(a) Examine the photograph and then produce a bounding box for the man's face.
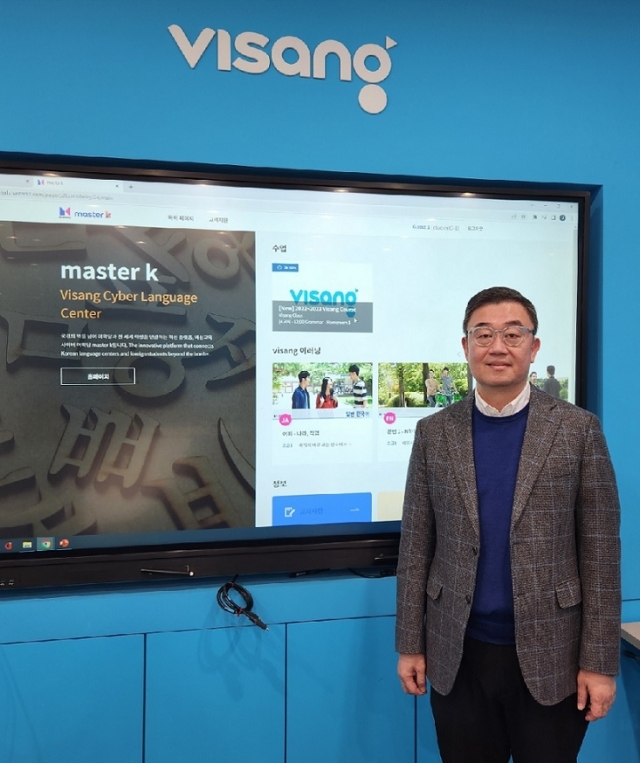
[462,301,540,399]
[349,371,357,382]
[300,376,310,388]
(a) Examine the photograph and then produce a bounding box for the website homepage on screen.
[0,171,579,554]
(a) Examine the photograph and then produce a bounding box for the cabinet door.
[0,635,143,763]
[145,625,285,763]
[287,616,414,763]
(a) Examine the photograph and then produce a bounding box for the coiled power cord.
[216,575,268,630]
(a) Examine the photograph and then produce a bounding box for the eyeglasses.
[467,325,535,347]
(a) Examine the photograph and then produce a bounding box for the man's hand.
[398,653,427,695]
[577,669,616,721]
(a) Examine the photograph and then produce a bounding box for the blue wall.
[1,1,640,758]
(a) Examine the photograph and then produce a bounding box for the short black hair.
[298,370,310,382]
[462,286,538,334]
[547,365,555,375]
[348,364,360,375]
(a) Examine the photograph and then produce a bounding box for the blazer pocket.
[426,574,443,601]
[555,577,582,609]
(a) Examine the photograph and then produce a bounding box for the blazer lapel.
[444,396,480,537]
[511,386,561,529]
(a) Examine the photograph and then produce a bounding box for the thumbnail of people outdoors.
[272,362,373,410]
[529,365,569,400]
[378,362,470,408]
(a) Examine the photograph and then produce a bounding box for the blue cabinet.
[145,625,286,763]
[0,635,143,763]
[0,579,638,763]
[287,615,414,763]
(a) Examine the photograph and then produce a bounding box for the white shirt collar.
[474,382,531,417]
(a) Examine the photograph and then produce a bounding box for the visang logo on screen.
[59,207,112,219]
[168,24,397,115]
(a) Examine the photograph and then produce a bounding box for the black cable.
[216,575,269,630]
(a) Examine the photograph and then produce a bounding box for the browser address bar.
[0,189,115,202]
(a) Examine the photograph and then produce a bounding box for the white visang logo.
[168,25,397,114]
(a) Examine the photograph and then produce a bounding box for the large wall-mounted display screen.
[0,157,588,589]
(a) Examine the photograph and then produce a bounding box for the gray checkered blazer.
[395,385,621,706]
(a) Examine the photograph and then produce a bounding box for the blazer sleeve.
[576,413,621,676]
[395,418,436,654]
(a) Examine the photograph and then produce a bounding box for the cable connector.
[245,610,269,631]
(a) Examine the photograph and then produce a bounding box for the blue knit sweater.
[466,404,529,644]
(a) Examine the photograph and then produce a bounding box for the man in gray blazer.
[396,287,620,763]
